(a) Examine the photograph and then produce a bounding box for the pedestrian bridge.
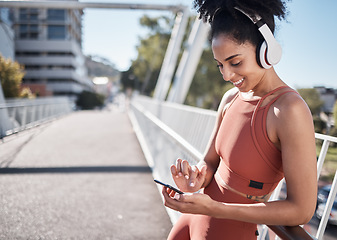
[1,1,335,238]
[1,95,337,239]
[0,103,172,239]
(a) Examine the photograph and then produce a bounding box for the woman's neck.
[247,68,286,98]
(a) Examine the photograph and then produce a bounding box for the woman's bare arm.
[171,87,239,191]
[165,92,317,226]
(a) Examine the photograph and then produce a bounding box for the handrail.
[0,97,74,138]
[268,225,315,240]
[130,95,336,240]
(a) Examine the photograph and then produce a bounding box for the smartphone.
[154,179,184,194]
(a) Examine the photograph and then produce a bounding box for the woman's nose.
[221,67,235,82]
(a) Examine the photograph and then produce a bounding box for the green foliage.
[139,15,171,34]
[330,100,337,138]
[0,54,25,98]
[76,90,105,110]
[317,144,337,182]
[19,87,35,99]
[313,115,326,134]
[126,14,233,107]
[297,88,324,115]
[185,46,233,110]
[122,15,172,96]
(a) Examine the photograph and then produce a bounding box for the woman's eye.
[216,64,223,68]
[231,61,241,67]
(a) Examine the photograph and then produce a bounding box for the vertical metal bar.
[167,18,210,103]
[316,170,337,240]
[22,106,27,129]
[0,79,12,138]
[316,139,330,180]
[153,8,189,101]
[258,225,269,240]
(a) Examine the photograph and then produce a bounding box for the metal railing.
[129,95,337,240]
[315,134,337,240]
[0,97,74,138]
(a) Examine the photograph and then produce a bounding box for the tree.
[297,88,324,116]
[185,45,232,110]
[124,15,172,96]
[76,90,105,110]
[331,100,337,137]
[129,14,234,109]
[0,55,25,98]
[297,88,325,133]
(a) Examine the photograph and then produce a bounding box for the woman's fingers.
[162,186,182,210]
[198,165,207,180]
[170,164,178,177]
[176,159,183,177]
[189,165,199,187]
[181,160,191,179]
[174,158,190,179]
[172,159,206,191]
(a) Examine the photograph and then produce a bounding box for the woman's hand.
[162,187,217,216]
[171,159,207,193]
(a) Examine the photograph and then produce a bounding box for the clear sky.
[82,0,337,89]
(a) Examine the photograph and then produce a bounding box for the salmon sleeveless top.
[215,86,296,197]
[167,86,298,240]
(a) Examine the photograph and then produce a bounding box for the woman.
[161,0,317,239]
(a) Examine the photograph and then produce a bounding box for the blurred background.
[1,0,337,239]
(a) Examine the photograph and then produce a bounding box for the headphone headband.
[234,7,262,24]
[234,6,282,68]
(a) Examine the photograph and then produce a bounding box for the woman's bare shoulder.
[274,90,313,128]
[218,87,239,112]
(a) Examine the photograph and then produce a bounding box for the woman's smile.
[231,78,245,88]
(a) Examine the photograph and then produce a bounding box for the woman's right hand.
[170,159,207,193]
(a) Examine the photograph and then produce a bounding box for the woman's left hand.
[161,186,217,216]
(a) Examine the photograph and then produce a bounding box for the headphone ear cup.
[258,41,272,69]
[256,41,263,68]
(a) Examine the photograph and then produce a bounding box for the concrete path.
[0,109,172,239]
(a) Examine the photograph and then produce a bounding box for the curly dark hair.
[193,0,289,46]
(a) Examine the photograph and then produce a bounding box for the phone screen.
[154,179,184,194]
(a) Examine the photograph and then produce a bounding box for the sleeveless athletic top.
[215,86,297,197]
[167,86,299,240]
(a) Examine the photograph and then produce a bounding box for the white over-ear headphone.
[234,7,282,69]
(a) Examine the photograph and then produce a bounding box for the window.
[19,8,38,21]
[19,24,28,33]
[30,24,38,32]
[47,9,65,21]
[19,24,39,39]
[48,25,66,39]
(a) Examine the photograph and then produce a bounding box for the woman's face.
[212,34,267,93]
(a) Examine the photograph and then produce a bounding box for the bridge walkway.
[0,108,172,239]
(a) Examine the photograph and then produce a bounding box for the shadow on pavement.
[0,165,152,174]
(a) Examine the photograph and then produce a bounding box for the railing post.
[0,79,12,138]
[316,137,330,179]
[0,97,74,138]
[316,170,337,240]
[153,7,189,101]
[167,18,210,103]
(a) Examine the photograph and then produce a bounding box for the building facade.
[10,0,93,97]
[315,86,337,113]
